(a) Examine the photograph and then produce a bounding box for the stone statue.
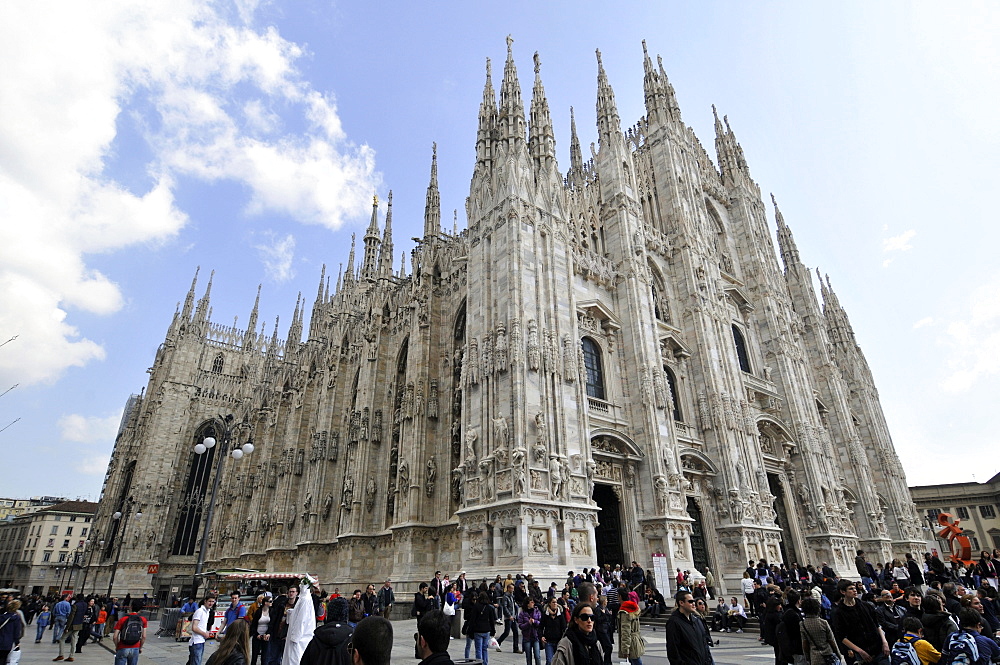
[398,458,410,491]
[492,415,509,450]
[342,477,354,511]
[425,455,437,497]
[549,456,564,498]
[365,477,377,512]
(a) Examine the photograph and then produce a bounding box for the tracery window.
[664,366,682,422]
[732,324,751,373]
[582,337,605,400]
[211,353,224,374]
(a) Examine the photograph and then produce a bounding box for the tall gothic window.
[664,366,682,422]
[171,424,218,556]
[582,337,605,400]
[211,353,224,374]
[732,324,751,373]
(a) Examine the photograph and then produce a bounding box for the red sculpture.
[937,512,974,566]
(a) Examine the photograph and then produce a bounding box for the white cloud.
[77,454,113,476]
[939,275,1000,393]
[256,232,297,282]
[882,229,916,253]
[0,1,379,387]
[912,317,934,329]
[58,411,124,444]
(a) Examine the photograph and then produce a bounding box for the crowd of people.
[4,548,1000,665]
[726,548,1000,665]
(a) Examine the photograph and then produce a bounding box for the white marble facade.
[91,40,923,597]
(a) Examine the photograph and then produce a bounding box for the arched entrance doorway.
[593,483,624,567]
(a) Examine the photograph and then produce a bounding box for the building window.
[927,509,941,521]
[732,324,751,373]
[980,505,996,519]
[211,353,225,374]
[62,539,69,548]
[66,527,72,536]
[50,526,58,535]
[971,537,980,550]
[958,507,970,520]
[664,366,682,422]
[58,552,66,562]
[69,516,77,522]
[81,528,88,537]
[54,516,61,521]
[47,538,54,547]
[42,551,51,562]
[581,337,606,400]
[993,533,1000,549]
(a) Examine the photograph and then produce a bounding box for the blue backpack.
[889,636,920,665]
[940,629,979,665]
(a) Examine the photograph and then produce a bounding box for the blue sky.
[1,1,998,499]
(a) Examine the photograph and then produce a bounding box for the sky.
[1,1,998,500]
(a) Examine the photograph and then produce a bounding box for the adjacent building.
[90,39,922,603]
[0,500,98,595]
[910,472,1000,556]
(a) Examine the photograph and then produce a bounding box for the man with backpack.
[940,609,999,665]
[112,599,146,665]
[890,617,940,665]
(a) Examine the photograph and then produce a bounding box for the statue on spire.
[533,51,540,75]
[506,34,513,53]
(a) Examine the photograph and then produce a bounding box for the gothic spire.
[772,194,801,270]
[314,265,326,305]
[194,269,214,325]
[497,35,526,144]
[528,50,556,176]
[476,57,497,166]
[641,40,665,125]
[713,106,750,184]
[285,292,302,355]
[181,266,200,320]
[244,283,261,348]
[595,49,622,150]
[268,315,280,356]
[378,190,394,278]
[362,193,381,280]
[344,234,356,285]
[568,106,584,187]
[423,144,441,237]
[399,252,406,278]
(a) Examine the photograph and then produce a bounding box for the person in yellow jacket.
[616,600,645,665]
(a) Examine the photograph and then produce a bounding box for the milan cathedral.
[92,38,922,599]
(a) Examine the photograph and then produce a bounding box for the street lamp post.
[107,498,143,597]
[56,565,67,594]
[191,414,254,598]
[78,534,101,595]
[66,541,88,592]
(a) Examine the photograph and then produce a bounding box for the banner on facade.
[652,552,670,595]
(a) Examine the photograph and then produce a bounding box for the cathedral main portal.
[593,483,625,567]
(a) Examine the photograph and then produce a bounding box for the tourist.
[830,578,888,664]
[665,590,711,665]
[416,610,455,665]
[189,596,218,665]
[248,596,273,665]
[35,603,50,644]
[467,591,497,665]
[724,597,746,633]
[919,593,957,652]
[616,599,643,665]
[207,619,251,665]
[497,582,521,653]
[300,597,351,665]
[540,597,567,665]
[375,580,394,620]
[780,589,805,665]
[518,598,542,665]
[550,603,604,665]
[112,600,147,665]
[348,617,392,665]
[799,597,838,665]
[412,583,435,629]
[0,600,24,665]
[347,590,364,628]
